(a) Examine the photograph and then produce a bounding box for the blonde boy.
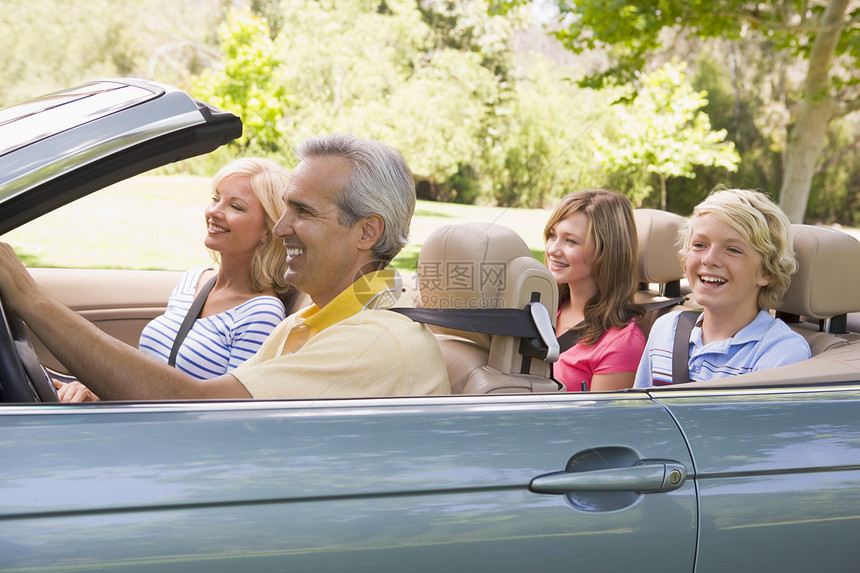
[634,188,811,387]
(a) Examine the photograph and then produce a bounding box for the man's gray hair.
[295,134,415,266]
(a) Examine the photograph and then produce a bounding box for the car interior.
[20,208,860,397]
[408,210,860,392]
[411,221,561,394]
[26,268,311,382]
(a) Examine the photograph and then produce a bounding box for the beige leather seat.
[634,208,686,297]
[415,222,561,394]
[633,209,689,336]
[776,224,860,355]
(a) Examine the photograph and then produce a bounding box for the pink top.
[554,320,646,391]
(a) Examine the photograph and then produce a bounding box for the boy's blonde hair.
[680,187,797,310]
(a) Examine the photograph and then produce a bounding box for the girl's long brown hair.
[543,189,644,345]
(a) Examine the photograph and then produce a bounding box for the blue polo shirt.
[634,310,811,387]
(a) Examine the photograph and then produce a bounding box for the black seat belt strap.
[392,295,687,360]
[392,303,560,362]
[391,307,539,338]
[554,297,686,354]
[671,310,701,384]
[556,322,586,354]
[168,274,217,367]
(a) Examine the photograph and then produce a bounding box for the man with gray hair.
[0,134,451,400]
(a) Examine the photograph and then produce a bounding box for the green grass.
[1,175,551,272]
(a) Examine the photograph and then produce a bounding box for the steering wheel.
[0,295,59,403]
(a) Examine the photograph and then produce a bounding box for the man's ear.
[357,214,385,250]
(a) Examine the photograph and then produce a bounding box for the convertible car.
[1,79,859,572]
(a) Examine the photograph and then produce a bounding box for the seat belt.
[392,296,686,362]
[168,274,217,367]
[392,303,560,362]
[554,296,687,353]
[671,310,702,384]
[639,297,688,314]
[556,322,586,353]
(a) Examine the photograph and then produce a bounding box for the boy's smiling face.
[686,212,771,317]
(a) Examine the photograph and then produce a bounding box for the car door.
[0,391,695,572]
[22,268,180,373]
[654,384,860,573]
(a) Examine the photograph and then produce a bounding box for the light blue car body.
[3,388,859,572]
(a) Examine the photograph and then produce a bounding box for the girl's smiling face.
[545,211,596,293]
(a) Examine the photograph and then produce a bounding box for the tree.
[0,0,225,106]
[488,53,608,207]
[593,61,739,209]
[192,7,290,153]
[515,0,860,222]
[273,0,513,194]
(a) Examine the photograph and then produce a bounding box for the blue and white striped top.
[139,267,286,380]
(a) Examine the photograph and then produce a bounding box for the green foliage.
[0,0,144,104]
[544,0,853,89]
[535,0,860,222]
[592,61,739,208]
[192,8,290,153]
[685,54,783,210]
[13,0,860,220]
[418,0,518,79]
[486,55,606,207]
[0,0,225,106]
[442,164,481,204]
[382,47,501,184]
[269,0,514,195]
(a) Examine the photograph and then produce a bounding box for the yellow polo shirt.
[233,271,450,399]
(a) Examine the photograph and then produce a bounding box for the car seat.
[634,208,686,298]
[415,222,561,394]
[776,224,860,354]
[633,209,689,337]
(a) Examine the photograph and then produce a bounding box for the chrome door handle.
[529,459,687,494]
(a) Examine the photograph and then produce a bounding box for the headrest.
[633,209,686,284]
[416,222,558,378]
[778,224,860,319]
[417,222,537,308]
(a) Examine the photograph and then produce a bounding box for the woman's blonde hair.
[209,158,292,300]
[679,187,797,310]
[543,189,643,345]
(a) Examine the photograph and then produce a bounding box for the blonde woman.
[544,189,646,391]
[138,158,292,379]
